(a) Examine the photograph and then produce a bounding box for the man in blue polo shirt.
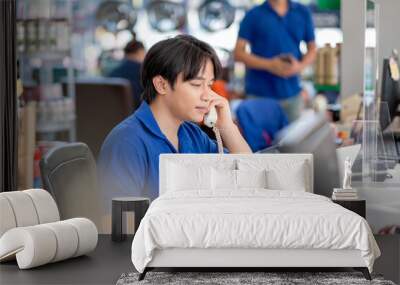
[98,35,252,212]
[234,0,316,122]
[108,39,145,108]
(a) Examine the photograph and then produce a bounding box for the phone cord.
[213,127,224,154]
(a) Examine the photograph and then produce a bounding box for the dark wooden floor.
[1,235,398,284]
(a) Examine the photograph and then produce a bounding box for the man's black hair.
[124,39,144,55]
[141,34,222,103]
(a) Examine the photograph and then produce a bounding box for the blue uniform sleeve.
[303,6,315,43]
[98,138,147,213]
[238,9,256,43]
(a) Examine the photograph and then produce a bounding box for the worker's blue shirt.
[236,98,288,152]
[98,101,221,205]
[108,59,143,105]
[238,0,315,100]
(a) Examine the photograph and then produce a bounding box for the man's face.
[135,49,146,62]
[164,59,215,123]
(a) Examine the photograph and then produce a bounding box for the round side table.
[112,197,150,242]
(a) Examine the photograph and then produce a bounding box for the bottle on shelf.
[314,43,341,89]
[315,44,328,85]
[325,44,339,86]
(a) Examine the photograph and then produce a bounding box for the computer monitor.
[380,57,400,132]
[274,111,340,198]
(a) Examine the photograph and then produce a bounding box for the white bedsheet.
[131,190,380,273]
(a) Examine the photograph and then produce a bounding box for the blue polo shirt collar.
[135,101,167,140]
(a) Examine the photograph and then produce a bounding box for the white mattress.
[131,190,380,273]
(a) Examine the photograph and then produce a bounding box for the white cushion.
[0,191,39,227]
[266,162,307,191]
[167,162,212,191]
[0,196,17,237]
[42,221,79,262]
[24,189,60,223]
[212,168,236,190]
[159,154,313,195]
[0,189,60,237]
[211,169,268,191]
[0,225,57,269]
[238,159,309,192]
[64,218,98,257]
[0,218,97,269]
[0,189,98,269]
[164,156,236,170]
[236,169,268,189]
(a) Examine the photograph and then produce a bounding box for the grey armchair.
[40,142,105,232]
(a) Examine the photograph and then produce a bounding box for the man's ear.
[152,75,169,95]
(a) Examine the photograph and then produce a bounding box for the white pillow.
[236,169,268,189]
[237,159,309,192]
[266,161,307,191]
[211,169,268,190]
[212,168,236,190]
[167,162,212,191]
[165,157,236,170]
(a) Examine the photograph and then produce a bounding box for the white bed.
[131,154,380,280]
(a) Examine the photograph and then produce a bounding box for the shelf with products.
[35,94,76,138]
[298,42,342,104]
[16,19,71,56]
[16,0,77,189]
[18,84,76,189]
[301,2,343,96]
[313,42,341,102]
[17,0,76,146]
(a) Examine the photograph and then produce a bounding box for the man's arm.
[298,4,317,72]
[219,123,252,154]
[233,38,295,78]
[300,41,317,70]
[286,41,317,76]
[208,90,252,153]
[234,39,271,70]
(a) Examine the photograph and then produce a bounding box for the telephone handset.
[204,106,224,154]
[204,105,218,128]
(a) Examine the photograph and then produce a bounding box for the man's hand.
[207,90,234,131]
[205,89,252,153]
[266,57,293,77]
[234,38,315,79]
[285,55,304,76]
[266,55,303,78]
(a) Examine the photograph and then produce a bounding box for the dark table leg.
[112,201,123,242]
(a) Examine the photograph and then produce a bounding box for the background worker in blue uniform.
[108,38,146,107]
[98,35,252,210]
[234,0,317,122]
[235,98,289,152]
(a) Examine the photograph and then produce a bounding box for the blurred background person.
[234,0,317,122]
[108,38,146,104]
[235,97,289,152]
